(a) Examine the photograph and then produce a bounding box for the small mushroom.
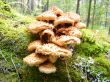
[40,29,55,43]
[23,53,47,66]
[65,12,80,23]
[35,43,72,58]
[75,22,86,29]
[28,40,42,52]
[27,21,54,34]
[38,62,56,74]
[67,27,82,38]
[52,35,81,47]
[57,26,82,38]
[54,15,74,27]
[49,6,64,17]
[36,11,57,24]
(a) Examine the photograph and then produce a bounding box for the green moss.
[22,60,69,82]
[80,29,96,43]
[0,13,70,82]
[0,0,14,18]
[0,18,36,55]
[75,29,110,57]
[0,21,110,82]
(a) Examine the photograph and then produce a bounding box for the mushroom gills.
[56,14,61,17]
[42,20,54,24]
[41,33,51,43]
[54,23,73,36]
[56,23,72,29]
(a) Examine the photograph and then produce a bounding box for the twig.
[10,53,21,82]
[65,61,72,82]
[0,49,8,62]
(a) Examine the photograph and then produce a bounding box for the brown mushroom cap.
[35,43,72,58]
[49,6,64,17]
[28,40,42,52]
[48,55,58,63]
[57,26,82,38]
[54,15,74,27]
[23,53,47,66]
[27,21,54,34]
[65,12,80,23]
[40,29,55,43]
[36,11,57,22]
[52,35,81,47]
[38,62,56,74]
[69,28,82,38]
[75,22,86,29]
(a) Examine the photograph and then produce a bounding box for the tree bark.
[76,0,80,14]
[86,0,92,28]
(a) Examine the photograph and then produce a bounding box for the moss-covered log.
[0,20,110,82]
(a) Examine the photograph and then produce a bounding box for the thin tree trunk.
[76,0,80,14]
[105,0,109,27]
[20,0,24,13]
[109,27,110,35]
[46,0,49,10]
[91,0,96,29]
[105,1,108,28]
[105,12,107,27]
[86,0,92,28]
[97,1,103,27]
[37,0,40,8]
[31,0,34,11]
[27,0,34,13]
[41,0,44,12]
[27,0,31,13]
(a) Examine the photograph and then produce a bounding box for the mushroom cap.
[40,29,55,43]
[28,40,42,52]
[57,26,82,38]
[27,21,54,34]
[52,35,81,47]
[69,27,82,38]
[35,43,72,58]
[23,53,47,66]
[38,62,56,74]
[75,22,86,29]
[48,55,58,63]
[54,15,74,27]
[65,12,80,23]
[36,11,57,21]
[49,6,64,17]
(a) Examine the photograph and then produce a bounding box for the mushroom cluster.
[23,6,86,74]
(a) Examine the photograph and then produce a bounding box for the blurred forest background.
[4,0,110,31]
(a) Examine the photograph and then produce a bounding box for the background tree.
[91,0,96,29]
[86,0,92,27]
[76,0,80,14]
